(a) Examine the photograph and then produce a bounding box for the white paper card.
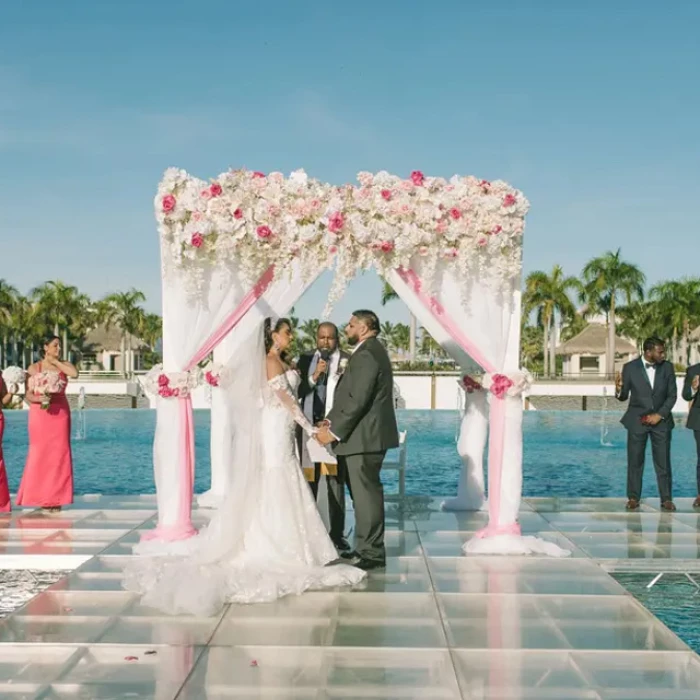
[306,437,337,464]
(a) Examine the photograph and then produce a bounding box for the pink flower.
[328,212,345,234]
[477,237,488,246]
[449,207,462,220]
[157,375,170,387]
[380,241,395,253]
[209,183,223,197]
[410,170,425,186]
[252,171,266,179]
[328,244,338,254]
[502,193,517,207]
[205,371,219,387]
[490,373,514,399]
[159,387,174,398]
[436,221,447,234]
[256,225,272,239]
[381,189,392,201]
[491,225,503,235]
[444,247,458,258]
[192,212,202,222]
[200,188,212,200]
[172,388,180,398]
[418,246,429,256]
[479,180,491,192]
[461,375,482,394]
[310,198,322,209]
[191,233,204,248]
[233,208,243,219]
[162,195,176,212]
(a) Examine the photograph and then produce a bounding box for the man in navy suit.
[615,337,677,511]
[682,362,700,507]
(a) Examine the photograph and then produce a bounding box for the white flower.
[289,169,309,186]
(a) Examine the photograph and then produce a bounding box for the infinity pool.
[2,409,698,498]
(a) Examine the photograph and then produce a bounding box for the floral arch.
[142,166,566,558]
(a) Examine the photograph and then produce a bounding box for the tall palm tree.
[0,280,18,366]
[523,265,579,377]
[649,277,700,365]
[99,289,147,376]
[30,281,84,359]
[9,295,46,368]
[617,300,661,352]
[581,250,645,378]
[381,280,417,361]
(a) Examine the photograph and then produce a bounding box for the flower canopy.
[156,167,528,307]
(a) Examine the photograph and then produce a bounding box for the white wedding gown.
[123,370,366,616]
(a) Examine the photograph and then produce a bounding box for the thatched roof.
[557,323,637,356]
[83,324,148,352]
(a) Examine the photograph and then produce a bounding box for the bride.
[123,317,366,616]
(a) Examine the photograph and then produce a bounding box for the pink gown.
[0,415,9,513]
[17,371,74,508]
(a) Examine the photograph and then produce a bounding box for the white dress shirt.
[641,356,656,387]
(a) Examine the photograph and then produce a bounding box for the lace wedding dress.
[123,368,366,616]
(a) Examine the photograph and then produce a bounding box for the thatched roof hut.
[83,325,148,352]
[557,323,637,356]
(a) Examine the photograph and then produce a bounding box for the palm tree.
[581,250,645,378]
[523,265,579,377]
[520,323,544,373]
[99,289,147,376]
[381,280,417,361]
[649,277,700,365]
[0,280,18,366]
[617,300,661,351]
[30,281,84,359]
[8,295,46,367]
[298,319,320,353]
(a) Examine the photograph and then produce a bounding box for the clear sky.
[1,1,698,325]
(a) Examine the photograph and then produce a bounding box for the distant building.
[82,325,148,373]
[556,323,637,377]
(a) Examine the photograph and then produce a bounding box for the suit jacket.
[682,362,700,431]
[326,336,400,456]
[616,357,677,433]
[297,349,350,410]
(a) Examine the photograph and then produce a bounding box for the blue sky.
[1,1,698,325]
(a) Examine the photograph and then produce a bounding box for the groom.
[317,310,399,570]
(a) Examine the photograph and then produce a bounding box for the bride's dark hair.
[264,317,292,363]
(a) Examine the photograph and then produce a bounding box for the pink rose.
[310,198,322,210]
[477,237,488,246]
[233,208,243,219]
[479,180,491,192]
[162,195,176,212]
[256,225,272,239]
[449,207,462,220]
[328,212,345,234]
[157,375,170,387]
[381,189,392,201]
[410,170,425,186]
[380,241,395,253]
[419,246,429,256]
[461,375,482,393]
[191,233,204,248]
[444,247,458,258]
[252,171,266,179]
[209,183,223,197]
[205,371,219,387]
[328,244,338,254]
[502,194,517,207]
[172,388,180,398]
[200,188,212,200]
[193,212,202,222]
[491,225,503,235]
[490,373,514,399]
[159,386,174,398]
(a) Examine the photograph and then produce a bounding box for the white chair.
[383,430,407,501]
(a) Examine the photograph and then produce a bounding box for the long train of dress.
[123,370,365,616]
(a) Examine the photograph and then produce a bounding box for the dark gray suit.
[326,336,399,563]
[616,357,677,502]
[682,363,700,492]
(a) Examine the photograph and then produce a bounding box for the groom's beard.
[347,336,359,346]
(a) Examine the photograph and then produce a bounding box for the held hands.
[314,420,334,446]
[615,372,623,394]
[642,413,663,426]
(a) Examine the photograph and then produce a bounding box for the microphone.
[318,349,331,385]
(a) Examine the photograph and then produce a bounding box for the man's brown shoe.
[626,499,640,510]
[661,501,677,512]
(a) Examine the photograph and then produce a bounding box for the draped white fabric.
[198,263,319,509]
[386,263,569,556]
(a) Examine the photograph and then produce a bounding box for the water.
[1,409,698,498]
[613,572,700,654]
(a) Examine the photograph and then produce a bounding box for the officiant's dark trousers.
[343,451,386,563]
[309,464,346,546]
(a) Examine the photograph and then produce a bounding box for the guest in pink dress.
[0,371,18,513]
[17,336,78,513]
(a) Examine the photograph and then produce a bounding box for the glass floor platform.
[1,495,700,698]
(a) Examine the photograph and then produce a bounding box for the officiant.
[297,322,350,552]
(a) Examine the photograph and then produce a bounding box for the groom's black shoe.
[340,549,358,561]
[333,538,352,554]
[341,553,386,571]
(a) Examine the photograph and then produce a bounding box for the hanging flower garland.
[156,167,528,304]
[201,362,233,388]
[143,365,202,399]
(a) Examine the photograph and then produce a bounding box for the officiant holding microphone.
[297,322,351,552]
